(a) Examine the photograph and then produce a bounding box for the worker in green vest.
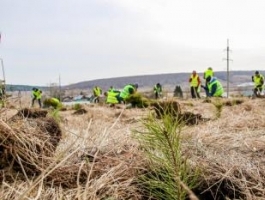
[203,67,214,97]
[118,84,138,104]
[153,83,162,99]
[206,76,223,97]
[31,88,42,108]
[252,71,264,97]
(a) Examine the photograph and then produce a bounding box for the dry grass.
[181,98,265,199]
[1,94,265,199]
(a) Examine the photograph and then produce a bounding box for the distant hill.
[6,70,263,92]
[6,85,48,92]
[63,70,262,91]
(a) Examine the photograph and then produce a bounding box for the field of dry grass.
[1,93,265,199]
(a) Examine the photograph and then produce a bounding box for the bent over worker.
[43,97,62,109]
[118,84,138,104]
[105,90,120,107]
[206,76,223,97]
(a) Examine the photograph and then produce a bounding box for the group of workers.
[31,87,61,109]
[104,84,139,106]
[31,84,141,108]
[189,68,264,98]
[95,83,162,107]
[31,69,264,108]
[189,67,223,98]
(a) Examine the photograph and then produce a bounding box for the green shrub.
[49,108,61,122]
[134,112,199,200]
[212,99,223,118]
[126,93,152,108]
[72,103,82,110]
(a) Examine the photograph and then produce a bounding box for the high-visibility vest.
[253,75,264,87]
[51,98,62,108]
[37,90,42,99]
[190,75,199,87]
[93,87,101,97]
[208,79,223,97]
[106,91,119,104]
[120,85,134,99]
[33,90,42,99]
[51,98,60,104]
[153,85,162,93]
[204,69,214,79]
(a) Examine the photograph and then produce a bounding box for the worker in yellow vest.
[104,90,120,107]
[31,87,42,108]
[204,67,214,81]
[189,71,201,98]
[92,86,102,103]
[252,71,264,97]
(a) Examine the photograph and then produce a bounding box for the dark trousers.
[155,92,159,99]
[253,86,263,97]
[190,86,200,98]
[32,98,42,108]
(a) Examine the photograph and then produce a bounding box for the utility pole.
[224,39,232,98]
[0,32,7,107]
[0,32,5,83]
[0,58,5,82]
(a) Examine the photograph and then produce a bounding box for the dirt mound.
[0,109,62,177]
[45,150,141,189]
[151,101,207,125]
[179,112,203,125]
[14,108,48,119]
[73,108,87,115]
[151,100,181,118]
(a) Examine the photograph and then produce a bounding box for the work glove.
[197,85,201,93]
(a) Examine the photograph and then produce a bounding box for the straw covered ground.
[1,94,265,200]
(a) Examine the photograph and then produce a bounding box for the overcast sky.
[0,0,265,86]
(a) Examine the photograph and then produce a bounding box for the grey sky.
[1,0,265,86]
